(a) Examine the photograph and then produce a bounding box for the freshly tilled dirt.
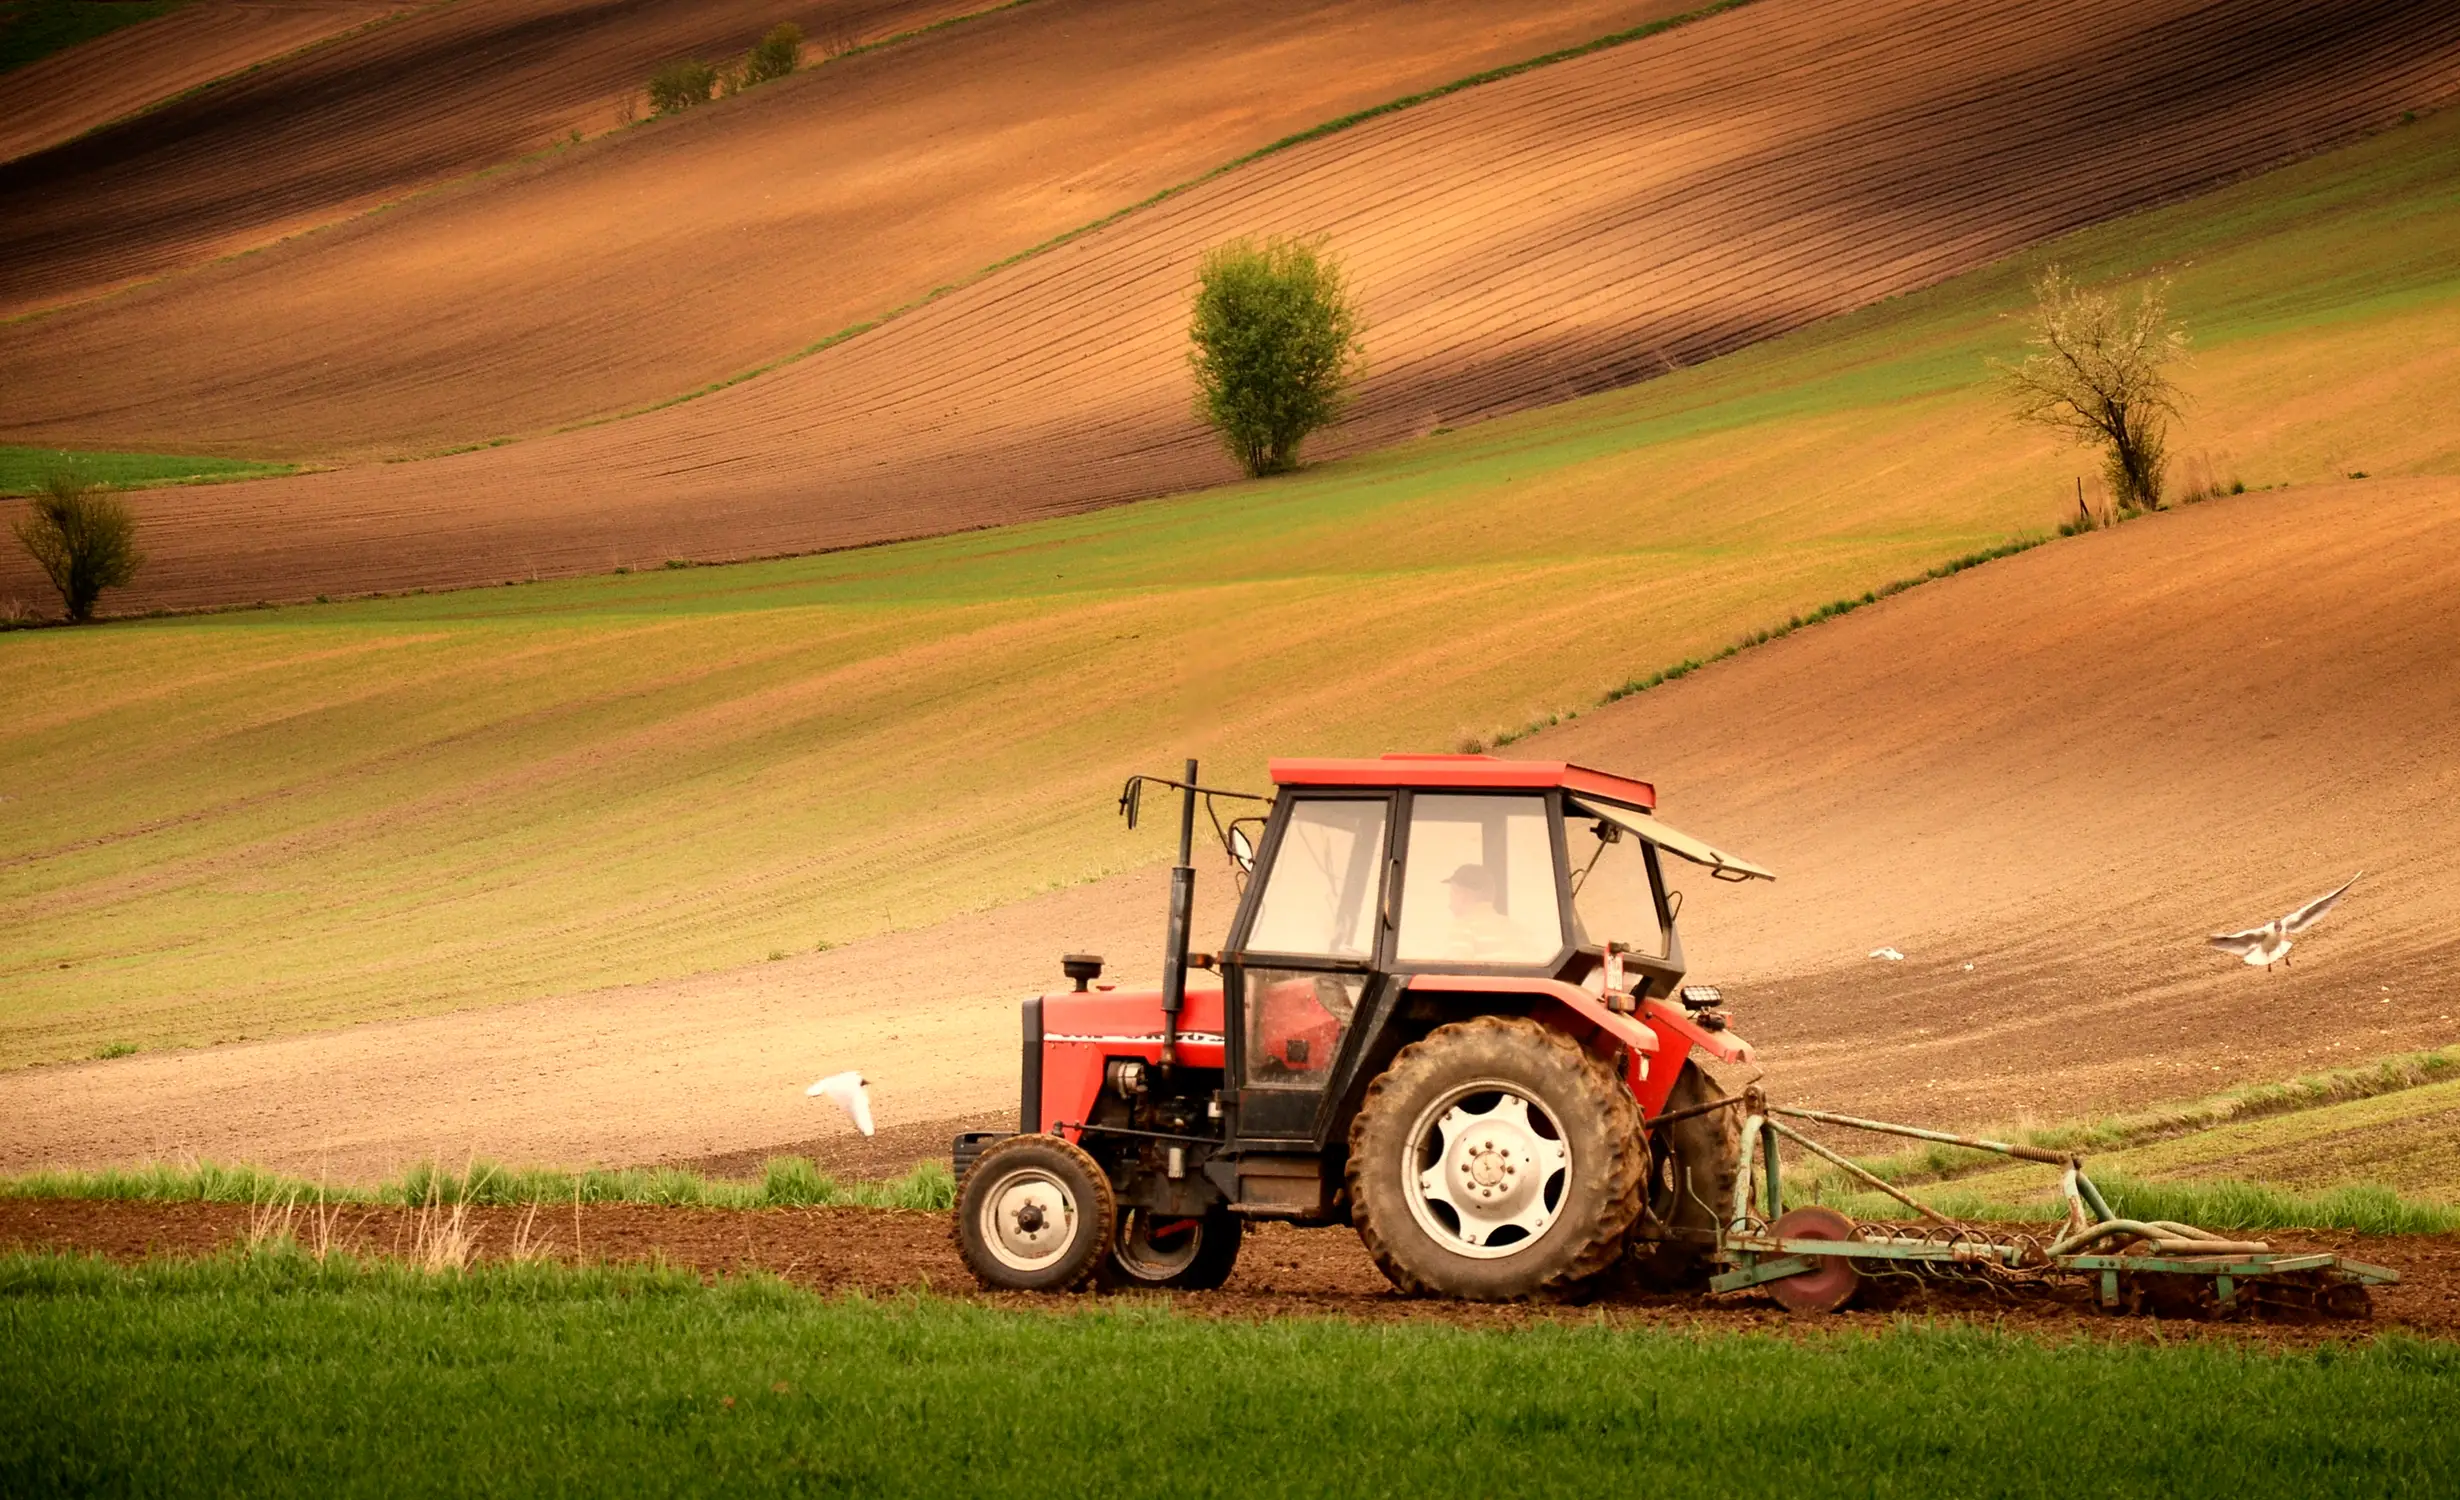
[0,0,1692,454]
[3,1197,2451,1344]
[7,0,2455,610]
[0,0,414,168]
[0,0,986,314]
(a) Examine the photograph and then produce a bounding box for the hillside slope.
[2,102,2454,1079]
[6,479,2456,1175]
[0,0,1693,450]
[1539,478,2460,1128]
[0,0,415,166]
[0,0,988,312]
[20,0,2455,611]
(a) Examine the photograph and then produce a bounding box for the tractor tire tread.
[1347,1013,1644,1301]
[952,1132,1115,1293]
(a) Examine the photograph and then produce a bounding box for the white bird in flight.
[2207,874,2361,970]
[806,1070,875,1136]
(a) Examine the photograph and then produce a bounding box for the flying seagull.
[806,1070,875,1136]
[2207,874,2361,970]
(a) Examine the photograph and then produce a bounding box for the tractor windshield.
[1566,810,1666,957]
[1245,798,1388,959]
[1394,794,1565,966]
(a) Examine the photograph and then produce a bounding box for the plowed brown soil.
[0,0,414,166]
[6,481,2455,1183]
[11,0,2455,612]
[0,0,988,313]
[1,1198,2450,1340]
[0,0,1694,449]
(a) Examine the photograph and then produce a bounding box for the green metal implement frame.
[1702,1091,2398,1312]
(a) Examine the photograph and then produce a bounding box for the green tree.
[1994,266,2189,512]
[1188,237,1364,477]
[647,57,718,114]
[12,473,143,623]
[740,23,802,86]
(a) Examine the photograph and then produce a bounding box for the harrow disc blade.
[1767,1205,1860,1313]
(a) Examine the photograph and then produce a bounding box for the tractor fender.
[1404,974,1660,1065]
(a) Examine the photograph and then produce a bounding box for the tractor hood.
[1568,797,1775,882]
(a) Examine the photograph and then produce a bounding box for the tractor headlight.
[1679,984,1723,1010]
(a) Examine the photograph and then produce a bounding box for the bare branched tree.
[12,473,143,622]
[1994,266,2189,512]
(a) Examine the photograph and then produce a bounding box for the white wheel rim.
[1112,1210,1205,1281]
[1401,1079,1572,1261]
[979,1166,1079,1272]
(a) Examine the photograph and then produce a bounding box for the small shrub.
[12,472,143,623]
[739,22,801,86]
[1187,236,1365,477]
[647,57,718,115]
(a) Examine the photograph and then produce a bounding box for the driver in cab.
[1439,864,1525,961]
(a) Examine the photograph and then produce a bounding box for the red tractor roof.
[1267,754,1656,811]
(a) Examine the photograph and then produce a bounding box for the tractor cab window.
[1566,805,1667,956]
[1395,794,1565,966]
[1245,798,1389,959]
[1243,969,1366,1089]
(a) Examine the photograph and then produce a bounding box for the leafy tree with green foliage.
[12,472,143,623]
[1188,237,1364,477]
[739,22,802,86]
[1995,266,2189,512]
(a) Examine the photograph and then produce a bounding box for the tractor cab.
[1222,755,1771,1147]
[953,754,1773,1300]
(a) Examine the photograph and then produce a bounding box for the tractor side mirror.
[1227,826,1255,872]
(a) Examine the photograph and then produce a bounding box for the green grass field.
[0,445,293,497]
[3,1253,2454,1497]
[5,113,2457,1066]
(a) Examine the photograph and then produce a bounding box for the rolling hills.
[0,0,1696,451]
[0,0,416,165]
[0,0,2452,616]
[2,105,2454,1099]
[0,0,992,311]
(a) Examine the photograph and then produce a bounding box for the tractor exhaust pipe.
[1159,756,1198,1070]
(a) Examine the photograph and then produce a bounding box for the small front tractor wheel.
[1347,1014,1644,1300]
[1098,1207,1245,1291]
[954,1133,1115,1292]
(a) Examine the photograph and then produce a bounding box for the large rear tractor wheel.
[1626,1061,1741,1289]
[1098,1207,1245,1291]
[954,1133,1115,1292]
[1347,1015,1644,1300]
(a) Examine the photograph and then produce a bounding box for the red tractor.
[952,754,1773,1300]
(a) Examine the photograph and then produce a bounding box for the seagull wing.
[807,1070,876,1137]
[2206,928,2271,957]
[2281,873,2360,936]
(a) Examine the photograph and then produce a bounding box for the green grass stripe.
[1810,1172,2460,1236]
[0,1156,956,1211]
[3,1253,2455,1496]
[1801,1045,2460,1190]
[0,445,294,496]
